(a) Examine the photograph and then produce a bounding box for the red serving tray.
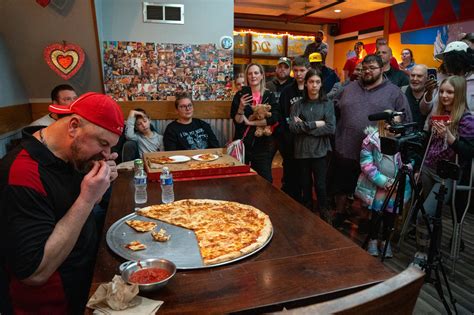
[144,149,251,181]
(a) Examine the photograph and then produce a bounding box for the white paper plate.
[192,154,219,162]
[169,155,191,163]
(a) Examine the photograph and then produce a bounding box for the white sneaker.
[380,241,393,258]
[367,239,379,256]
[410,251,427,270]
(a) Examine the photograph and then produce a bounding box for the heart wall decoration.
[36,0,51,7]
[43,42,85,80]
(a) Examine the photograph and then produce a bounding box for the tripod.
[361,161,415,262]
[362,159,458,314]
[422,177,458,314]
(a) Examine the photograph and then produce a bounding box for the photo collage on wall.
[102,41,233,101]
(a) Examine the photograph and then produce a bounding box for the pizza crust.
[151,228,171,242]
[125,240,147,251]
[125,219,157,232]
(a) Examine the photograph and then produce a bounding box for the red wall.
[339,0,474,36]
[340,9,385,35]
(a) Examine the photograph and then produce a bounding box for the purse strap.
[242,126,251,139]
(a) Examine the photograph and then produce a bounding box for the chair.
[121,140,139,162]
[273,267,424,315]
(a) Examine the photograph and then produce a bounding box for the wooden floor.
[337,206,474,315]
[270,159,474,315]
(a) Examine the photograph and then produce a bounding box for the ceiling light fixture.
[334,9,341,13]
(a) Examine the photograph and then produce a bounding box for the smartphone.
[240,86,252,106]
[241,86,252,96]
[431,115,450,122]
[427,68,437,81]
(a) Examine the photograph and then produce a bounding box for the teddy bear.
[248,104,272,137]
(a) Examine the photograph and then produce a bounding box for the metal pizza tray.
[106,212,273,269]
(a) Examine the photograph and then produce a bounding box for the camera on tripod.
[368,111,425,158]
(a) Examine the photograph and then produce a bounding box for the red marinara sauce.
[129,268,171,284]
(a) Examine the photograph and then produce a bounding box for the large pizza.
[136,199,272,265]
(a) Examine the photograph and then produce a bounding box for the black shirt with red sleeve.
[0,127,98,314]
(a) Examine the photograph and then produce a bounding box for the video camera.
[368,111,426,158]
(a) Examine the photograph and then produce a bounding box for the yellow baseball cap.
[309,52,323,63]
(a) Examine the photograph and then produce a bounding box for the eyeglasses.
[362,67,381,72]
[178,104,193,110]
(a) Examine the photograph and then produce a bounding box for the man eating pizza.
[0,93,124,314]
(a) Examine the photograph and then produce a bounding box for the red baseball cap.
[49,92,124,136]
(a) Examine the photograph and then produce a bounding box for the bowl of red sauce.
[120,258,176,292]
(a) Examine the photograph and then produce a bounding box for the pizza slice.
[125,219,157,232]
[197,153,217,161]
[125,241,147,251]
[149,156,175,164]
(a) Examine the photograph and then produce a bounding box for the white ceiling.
[234,0,405,20]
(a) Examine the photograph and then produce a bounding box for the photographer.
[412,76,474,268]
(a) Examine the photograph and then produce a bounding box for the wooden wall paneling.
[0,104,32,134]
[90,0,105,93]
[30,100,232,121]
[30,103,50,121]
[119,100,232,120]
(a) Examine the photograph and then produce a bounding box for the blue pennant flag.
[449,0,461,18]
[392,0,414,30]
[417,0,439,25]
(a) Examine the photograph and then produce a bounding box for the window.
[143,2,184,24]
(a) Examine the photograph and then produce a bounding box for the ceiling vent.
[143,2,184,24]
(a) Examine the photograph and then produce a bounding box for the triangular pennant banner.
[430,0,457,26]
[389,9,401,34]
[401,1,425,31]
[449,0,461,18]
[417,0,439,25]
[392,0,414,30]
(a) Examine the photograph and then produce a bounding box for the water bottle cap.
[134,159,143,166]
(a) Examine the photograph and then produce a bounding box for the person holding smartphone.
[412,75,474,268]
[230,63,280,182]
[420,41,474,119]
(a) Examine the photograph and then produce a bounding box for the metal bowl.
[120,258,176,292]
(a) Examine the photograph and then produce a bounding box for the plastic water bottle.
[160,167,174,204]
[134,159,147,204]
